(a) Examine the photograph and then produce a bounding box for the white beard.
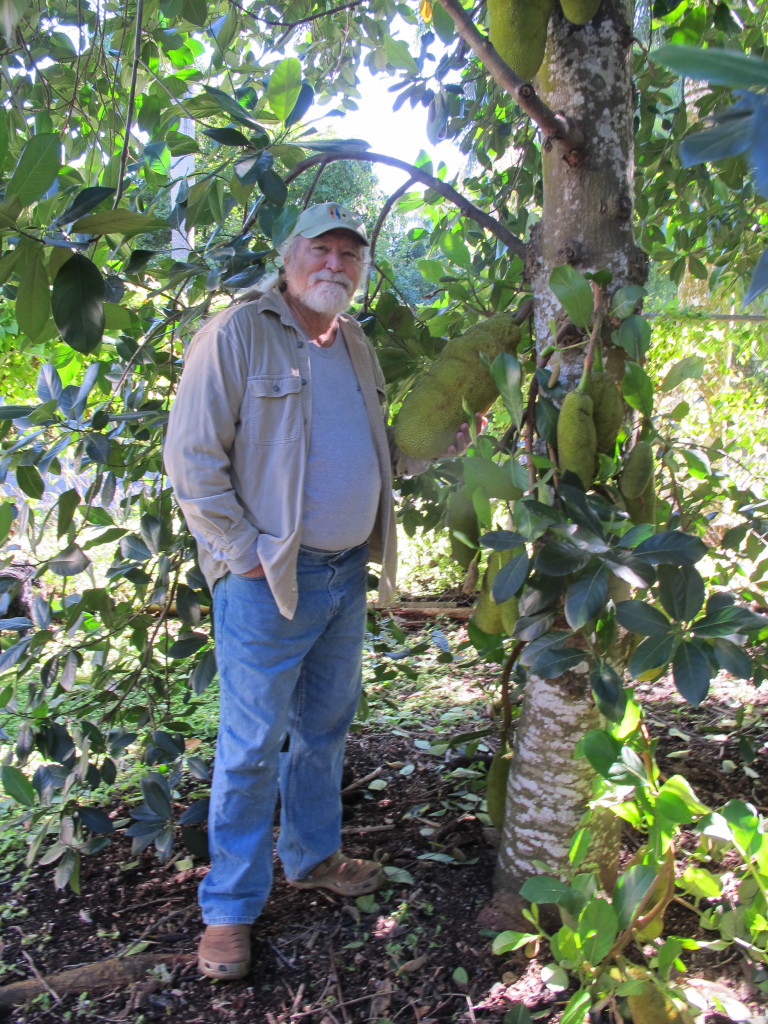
[302,275,354,317]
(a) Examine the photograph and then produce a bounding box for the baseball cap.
[290,202,369,246]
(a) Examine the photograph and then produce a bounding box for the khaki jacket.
[164,290,427,618]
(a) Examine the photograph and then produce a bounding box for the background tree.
[0,0,767,1011]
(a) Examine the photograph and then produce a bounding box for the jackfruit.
[589,372,624,453]
[446,486,480,569]
[557,391,597,488]
[627,982,686,1024]
[624,475,656,525]
[393,314,521,460]
[559,0,601,24]
[620,440,653,500]
[488,0,554,81]
[486,744,511,829]
[472,550,519,635]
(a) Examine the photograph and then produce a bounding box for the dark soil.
[1,625,767,1023]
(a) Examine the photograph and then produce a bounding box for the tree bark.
[492,0,637,901]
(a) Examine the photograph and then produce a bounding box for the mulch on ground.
[1,626,766,1023]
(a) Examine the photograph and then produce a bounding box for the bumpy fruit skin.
[590,372,624,453]
[559,0,601,24]
[393,314,521,460]
[620,440,653,499]
[488,0,554,81]
[486,746,511,829]
[446,486,479,569]
[627,983,685,1024]
[557,391,597,488]
[625,476,656,525]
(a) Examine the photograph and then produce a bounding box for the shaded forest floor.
[1,618,767,1023]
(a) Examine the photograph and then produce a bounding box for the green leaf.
[71,211,167,236]
[559,990,592,1024]
[580,730,621,777]
[621,362,654,418]
[464,458,522,502]
[611,285,645,319]
[652,45,768,87]
[692,605,754,638]
[266,58,303,123]
[564,563,608,629]
[16,250,51,341]
[614,600,672,636]
[0,502,15,546]
[491,930,536,955]
[520,875,573,905]
[285,81,315,128]
[528,645,588,679]
[491,353,524,429]
[51,254,105,354]
[202,126,251,147]
[439,231,472,269]
[16,463,45,500]
[656,775,709,824]
[628,633,678,678]
[190,649,217,695]
[634,531,708,566]
[672,639,712,706]
[657,564,705,621]
[140,775,172,820]
[57,488,81,538]
[48,543,91,577]
[549,265,593,328]
[182,0,207,26]
[614,315,652,360]
[6,133,61,205]
[712,638,751,679]
[660,355,706,392]
[492,550,530,602]
[578,899,618,965]
[613,863,656,929]
[1,765,36,807]
[201,85,266,131]
[167,634,208,659]
[51,186,115,226]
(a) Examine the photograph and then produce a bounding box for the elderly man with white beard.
[164,203,479,981]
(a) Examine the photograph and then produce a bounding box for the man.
[164,202,479,980]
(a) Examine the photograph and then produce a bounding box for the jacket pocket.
[247,374,303,444]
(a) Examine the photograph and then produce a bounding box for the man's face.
[284,230,365,317]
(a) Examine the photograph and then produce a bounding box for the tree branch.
[114,0,144,207]
[284,151,527,257]
[434,0,585,159]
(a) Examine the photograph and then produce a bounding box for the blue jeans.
[199,543,369,925]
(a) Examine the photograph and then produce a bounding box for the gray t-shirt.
[300,336,381,551]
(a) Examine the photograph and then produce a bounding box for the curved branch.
[284,151,527,257]
[435,0,585,159]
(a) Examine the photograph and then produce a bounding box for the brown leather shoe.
[287,850,385,896]
[198,924,251,980]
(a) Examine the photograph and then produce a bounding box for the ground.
[0,619,766,1024]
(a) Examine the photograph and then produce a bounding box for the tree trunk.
[493,0,640,901]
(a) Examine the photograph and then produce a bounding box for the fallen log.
[388,603,473,619]
[0,952,194,1010]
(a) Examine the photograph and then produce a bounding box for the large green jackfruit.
[589,372,624,453]
[557,391,597,488]
[488,0,554,82]
[393,313,521,460]
[626,982,686,1024]
[446,486,480,568]
[559,0,601,24]
[620,440,653,500]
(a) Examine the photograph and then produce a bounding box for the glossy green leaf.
[549,265,594,328]
[519,874,573,905]
[6,133,61,205]
[672,639,712,706]
[492,549,530,602]
[628,633,678,677]
[266,57,303,122]
[57,488,81,538]
[657,564,705,621]
[48,543,91,577]
[580,729,621,778]
[16,464,45,499]
[71,210,167,236]
[16,250,51,341]
[614,600,672,636]
[202,126,251,147]
[660,355,706,392]
[578,898,618,965]
[633,531,708,566]
[1,765,36,807]
[653,45,768,87]
[613,863,656,929]
[51,254,105,354]
[622,362,654,418]
[564,563,609,629]
[51,186,115,226]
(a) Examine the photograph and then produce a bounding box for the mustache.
[309,271,354,291]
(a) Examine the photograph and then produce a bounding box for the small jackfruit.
[471,550,519,635]
[559,0,601,24]
[393,313,521,460]
[488,0,554,81]
[590,372,624,453]
[557,391,597,488]
[620,440,654,500]
[624,475,656,525]
[486,745,511,829]
[446,486,480,569]
[627,982,686,1024]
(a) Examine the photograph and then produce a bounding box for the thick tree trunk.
[492,0,638,903]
